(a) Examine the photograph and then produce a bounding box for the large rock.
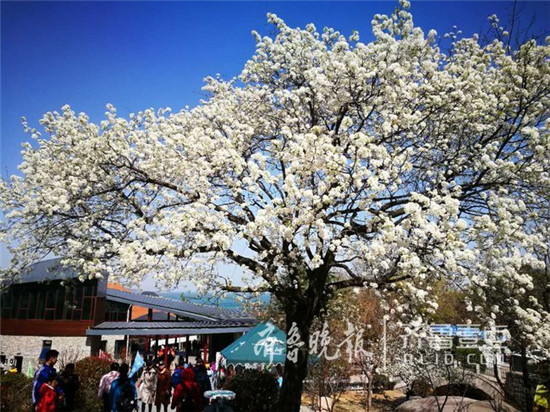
[396,396,518,411]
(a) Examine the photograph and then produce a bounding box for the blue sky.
[1,1,549,288]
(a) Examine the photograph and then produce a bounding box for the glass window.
[74,285,83,308]
[28,292,36,319]
[55,288,65,320]
[83,284,94,297]
[35,290,44,319]
[45,290,56,309]
[2,279,99,321]
[82,298,92,320]
[17,292,29,319]
[1,292,14,318]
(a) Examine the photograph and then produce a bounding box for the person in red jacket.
[36,375,62,412]
[170,367,202,412]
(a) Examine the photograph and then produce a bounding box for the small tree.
[306,357,350,412]
[350,289,387,411]
[74,356,112,412]
[58,347,84,371]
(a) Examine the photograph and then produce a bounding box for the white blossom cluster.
[1,2,549,350]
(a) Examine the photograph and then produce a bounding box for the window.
[1,280,98,321]
[44,290,57,320]
[16,292,30,319]
[55,288,65,319]
[35,290,45,319]
[82,298,92,320]
[114,340,126,358]
[1,292,14,318]
[28,292,37,319]
[39,340,52,361]
[105,301,129,322]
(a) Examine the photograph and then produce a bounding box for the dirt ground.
[302,390,407,412]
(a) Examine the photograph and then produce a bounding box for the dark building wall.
[0,319,95,336]
[0,278,110,336]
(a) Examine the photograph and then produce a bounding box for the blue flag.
[129,351,144,378]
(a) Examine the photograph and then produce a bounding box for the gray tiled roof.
[87,320,256,336]
[95,320,255,329]
[17,258,80,283]
[106,289,253,322]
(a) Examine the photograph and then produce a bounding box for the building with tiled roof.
[0,258,256,373]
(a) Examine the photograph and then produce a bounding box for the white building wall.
[0,335,90,374]
[0,334,125,374]
[102,334,126,358]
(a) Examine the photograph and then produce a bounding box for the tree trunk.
[276,265,330,412]
[278,304,312,412]
[366,374,373,411]
[520,347,533,412]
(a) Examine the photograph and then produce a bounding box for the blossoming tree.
[2,2,549,409]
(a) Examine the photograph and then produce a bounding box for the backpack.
[171,367,183,388]
[116,381,137,412]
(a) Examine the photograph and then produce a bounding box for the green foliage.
[429,280,476,324]
[0,372,33,411]
[453,347,487,373]
[74,356,112,411]
[225,369,279,412]
[372,374,395,394]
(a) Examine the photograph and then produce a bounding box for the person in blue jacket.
[33,350,63,408]
[109,363,137,411]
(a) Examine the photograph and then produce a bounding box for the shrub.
[74,356,112,411]
[225,369,279,412]
[0,372,33,411]
[372,374,395,394]
[453,347,487,373]
[408,378,433,398]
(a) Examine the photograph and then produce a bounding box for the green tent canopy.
[220,322,286,366]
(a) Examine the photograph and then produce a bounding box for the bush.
[74,356,112,411]
[453,347,487,373]
[372,374,395,394]
[0,372,33,411]
[225,369,279,412]
[409,378,433,398]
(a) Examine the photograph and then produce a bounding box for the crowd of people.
[31,348,282,411]
[98,357,233,412]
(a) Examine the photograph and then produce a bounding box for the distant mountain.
[159,291,270,309]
